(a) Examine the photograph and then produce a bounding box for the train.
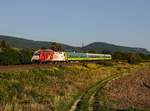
[31,49,112,63]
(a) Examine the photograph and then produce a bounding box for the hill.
[82,42,149,54]
[0,35,76,51]
[0,35,149,54]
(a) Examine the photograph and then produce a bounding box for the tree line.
[0,40,33,65]
[112,51,150,64]
[0,40,150,65]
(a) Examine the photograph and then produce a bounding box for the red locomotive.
[31,49,65,63]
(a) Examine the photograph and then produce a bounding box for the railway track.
[69,73,123,111]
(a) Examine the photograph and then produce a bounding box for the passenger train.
[31,49,112,63]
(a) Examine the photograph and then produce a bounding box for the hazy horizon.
[0,0,150,50]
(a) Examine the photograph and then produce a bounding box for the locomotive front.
[31,49,66,63]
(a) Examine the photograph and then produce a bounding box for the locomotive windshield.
[34,51,40,55]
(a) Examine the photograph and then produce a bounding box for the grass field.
[0,62,148,111]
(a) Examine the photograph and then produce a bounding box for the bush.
[126,54,142,64]
[112,52,142,64]
[0,48,33,65]
[19,49,33,64]
[0,49,21,65]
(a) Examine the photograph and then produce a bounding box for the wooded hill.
[0,35,149,54]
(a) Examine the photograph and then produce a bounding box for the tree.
[40,47,46,49]
[102,50,111,54]
[0,49,21,65]
[50,42,63,51]
[19,49,33,64]
[126,53,142,64]
[112,51,142,64]
[0,40,9,49]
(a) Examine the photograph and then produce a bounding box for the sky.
[0,0,150,50]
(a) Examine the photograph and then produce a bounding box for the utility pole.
[82,41,84,48]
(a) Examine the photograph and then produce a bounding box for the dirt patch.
[103,67,150,110]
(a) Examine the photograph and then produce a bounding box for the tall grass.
[0,62,145,111]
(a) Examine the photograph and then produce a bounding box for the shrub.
[0,48,33,65]
[0,49,21,65]
[126,54,142,64]
[112,52,142,64]
[19,49,33,64]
